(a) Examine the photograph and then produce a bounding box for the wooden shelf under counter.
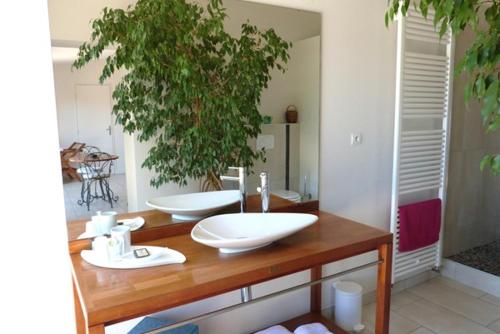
[279,312,348,333]
[70,206,393,334]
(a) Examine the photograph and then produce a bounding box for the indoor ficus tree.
[73,0,291,190]
[386,0,499,175]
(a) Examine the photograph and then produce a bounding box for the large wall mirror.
[48,0,321,241]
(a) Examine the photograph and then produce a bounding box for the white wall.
[52,61,126,173]
[48,0,136,43]
[0,1,76,333]
[246,123,301,194]
[124,133,200,212]
[48,0,320,44]
[45,0,398,333]
[295,36,320,200]
[257,36,320,199]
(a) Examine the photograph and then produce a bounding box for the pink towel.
[398,198,441,252]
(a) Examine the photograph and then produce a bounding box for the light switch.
[257,134,275,150]
[350,133,362,146]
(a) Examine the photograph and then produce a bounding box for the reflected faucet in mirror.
[257,172,270,213]
[220,167,247,213]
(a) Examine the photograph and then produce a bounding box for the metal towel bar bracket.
[143,259,382,334]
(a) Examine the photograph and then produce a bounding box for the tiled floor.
[362,276,500,334]
[63,173,128,221]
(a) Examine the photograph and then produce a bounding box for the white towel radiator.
[390,7,454,283]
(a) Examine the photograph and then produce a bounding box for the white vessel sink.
[191,213,318,253]
[146,190,240,221]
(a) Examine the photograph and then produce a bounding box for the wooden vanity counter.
[70,207,393,334]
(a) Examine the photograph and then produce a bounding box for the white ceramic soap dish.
[81,245,186,269]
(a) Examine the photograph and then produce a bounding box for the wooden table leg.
[74,279,105,334]
[88,324,105,334]
[375,242,393,334]
[73,280,86,334]
[310,265,322,313]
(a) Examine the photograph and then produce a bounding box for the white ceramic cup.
[92,236,110,261]
[107,237,124,260]
[110,225,131,254]
[85,220,98,236]
[92,211,117,235]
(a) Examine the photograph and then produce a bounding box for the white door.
[75,84,113,154]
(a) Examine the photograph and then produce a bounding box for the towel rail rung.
[405,74,448,83]
[398,184,442,195]
[400,171,443,182]
[405,57,449,67]
[402,129,445,135]
[406,34,449,45]
[403,114,446,119]
[405,69,448,78]
[400,175,443,186]
[401,139,444,147]
[400,164,444,174]
[403,91,447,98]
[405,81,447,88]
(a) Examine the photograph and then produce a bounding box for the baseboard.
[442,258,500,298]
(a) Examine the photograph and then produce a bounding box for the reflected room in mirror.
[48,0,321,242]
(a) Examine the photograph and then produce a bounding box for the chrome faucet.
[257,172,270,213]
[220,167,246,213]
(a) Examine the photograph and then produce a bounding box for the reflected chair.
[77,146,119,210]
[60,142,85,181]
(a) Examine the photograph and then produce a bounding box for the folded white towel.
[255,325,293,334]
[293,322,333,334]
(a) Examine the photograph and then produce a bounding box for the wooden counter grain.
[71,210,392,333]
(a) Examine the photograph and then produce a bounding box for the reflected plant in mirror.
[73,0,292,190]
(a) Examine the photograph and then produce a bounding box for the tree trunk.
[202,170,223,192]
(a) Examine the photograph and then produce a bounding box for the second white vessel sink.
[146,190,240,221]
[191,213,318,253]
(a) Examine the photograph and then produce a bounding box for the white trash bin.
[333,281,363,332]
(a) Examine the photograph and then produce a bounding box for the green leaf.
[464,80,473,103]
[487,116,500,133]
[481,154,500,175]
[480,155,493,172]
[482,81,499,121]
[465,49,478,72]
[494,155,500,175]
[475,75,486,98]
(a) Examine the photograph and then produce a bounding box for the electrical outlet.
[350,133,362,146]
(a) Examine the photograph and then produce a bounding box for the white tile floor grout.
[63,173,128,221]
[362,275,500,334]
